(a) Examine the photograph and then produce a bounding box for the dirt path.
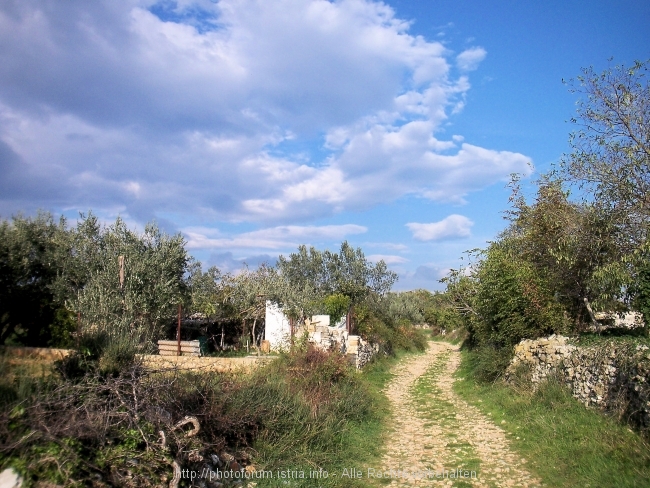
[374,341,540,487]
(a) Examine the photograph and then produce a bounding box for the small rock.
[0,469,22,488]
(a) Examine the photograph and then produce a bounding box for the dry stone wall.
[301,318,379,369]
[506,335,650,433]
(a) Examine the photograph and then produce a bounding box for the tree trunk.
[583,297,601,332]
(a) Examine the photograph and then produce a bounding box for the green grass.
[454,349,650,488]
[0,343,425,488]
[247,348,423,488]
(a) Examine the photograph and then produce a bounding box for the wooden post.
[177,303,182,356]
[118,255,125,289]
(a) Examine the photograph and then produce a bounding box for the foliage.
[67,215,190,350]
[471,241,567,349]
[221,263,279,346]
[0,345,387,488]
[506,179,626,320]
[321,293,351,322]
[276,241,397,318]
[404,289,465,332]
[186,262,222,319]
[353,296,428,354]
[442,60,650,363]
[0,212,192,351]
[384,291,425,325]
[559,59,650,249]
[0,213,70,347]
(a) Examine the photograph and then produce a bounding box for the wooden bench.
[157,340,201,357]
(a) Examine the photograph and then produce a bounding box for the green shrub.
[463,346,514,383]
[471,242,568,350]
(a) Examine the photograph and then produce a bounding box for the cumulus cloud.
[0,0,529,225]
[456,47,487,72]
[406,214,474,241]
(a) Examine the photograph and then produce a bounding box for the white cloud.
[364,242,409,252]
[367,254,409,264]
[0,1,529,225]
[406,214,474,241]
[184,223,367,250]
[456,47,487,72]
[391,263,449,291]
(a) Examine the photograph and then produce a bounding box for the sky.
[0,0,648,291]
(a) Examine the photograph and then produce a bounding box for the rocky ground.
[372,341,541,487]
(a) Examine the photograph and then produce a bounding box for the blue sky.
[0,0,648,290]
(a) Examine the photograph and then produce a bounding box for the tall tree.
[276,241,397,317]
[559,59,649,249]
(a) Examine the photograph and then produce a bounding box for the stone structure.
[264,302,378,368]
[506,335,650,432]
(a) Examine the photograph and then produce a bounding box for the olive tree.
[67,215,190,350]
[275,241,398,331]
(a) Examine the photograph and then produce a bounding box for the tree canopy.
[559,59,649,249]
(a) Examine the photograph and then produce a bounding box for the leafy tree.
[0,212,71,346]
[275,241,398,337]
[322,293,351,322]
[413,289,465,331]
[559,59,649,249]
[186,262,222,319]
[323,241,397,304]
[276,241,397,312]
[506,179,625,324]
[384,291,425,325]
[471,241,567,349]
[222,263,281,346]
[66,215,190,350]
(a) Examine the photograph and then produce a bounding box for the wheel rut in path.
[374,341,540,487]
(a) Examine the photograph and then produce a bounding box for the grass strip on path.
[411,349,482,484]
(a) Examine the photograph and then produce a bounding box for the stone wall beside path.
[506,335,650,433]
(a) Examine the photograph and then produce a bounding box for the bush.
[0,344,381,487]
[354,302,427,355]
[464,346,514,383]
[470,242,568,351]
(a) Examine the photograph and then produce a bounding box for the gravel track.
[375,341,541,487]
